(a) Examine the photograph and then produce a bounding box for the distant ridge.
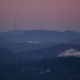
[0,30,80,43]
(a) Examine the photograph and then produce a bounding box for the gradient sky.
[0,0,80,32]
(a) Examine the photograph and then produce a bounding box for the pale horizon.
[0,0,80,32]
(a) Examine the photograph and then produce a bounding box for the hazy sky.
[0,0,80,32]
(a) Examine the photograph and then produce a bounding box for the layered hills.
[1,44,80,65]
[0,30,80,43]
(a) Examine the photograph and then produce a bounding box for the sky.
[0,0,80,32]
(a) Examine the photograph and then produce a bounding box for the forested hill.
[1,44,80,64]
[0,47,16,65]
[0,57,80,80]
[18,44,80,60]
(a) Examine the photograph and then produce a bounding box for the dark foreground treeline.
[0,57,80,80]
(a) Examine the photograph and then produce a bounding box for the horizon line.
[0,29,80,33]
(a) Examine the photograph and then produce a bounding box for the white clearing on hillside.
[58,49,80,57]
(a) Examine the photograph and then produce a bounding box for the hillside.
[58,49,80,57]
[0,42,58,53]
[18,44,80,61]
[1,44,80,64]
[0,47,16,65]
[67,38,80,45]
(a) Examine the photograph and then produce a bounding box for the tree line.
[0,57,80,80]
